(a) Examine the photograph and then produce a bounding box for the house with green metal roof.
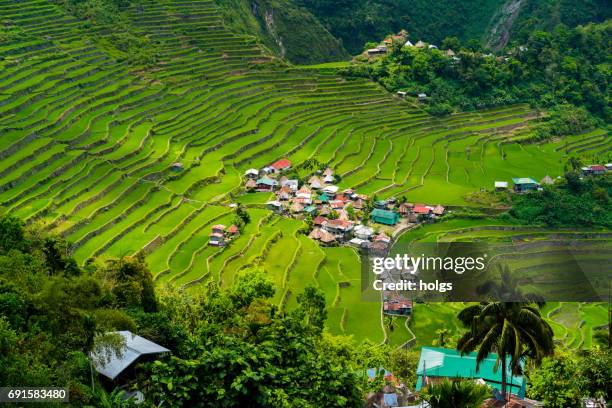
[416,346,526,398]
[512,177,539,193]
[371,208,400,225]
[317,192,330,203]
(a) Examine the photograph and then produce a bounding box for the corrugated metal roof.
[92,331,170,380]
[416,347,525,397]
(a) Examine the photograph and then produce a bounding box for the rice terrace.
[1,0,610,372]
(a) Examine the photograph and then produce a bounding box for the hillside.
[0,0,609,345]
[215,0,349,64]
[295,0,505,54]
[487,0,612,49]
[294,0,611,54]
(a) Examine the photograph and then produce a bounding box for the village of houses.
[205,157,612,250]
[237,157,446,249]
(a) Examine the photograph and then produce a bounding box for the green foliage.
[422,379,491,408]
[99,253,158,312]
[510,0,611,45]
[295,0,505,54]
[386,348,419,389]
[534,104,598,141]
[527,348,612,405]
[343,20,611,120]
[141,273,362,407]
[215,0,349,64]
[457,302,554,397]
[510,174,612,228]
[58,0,130,25]
[527,352,584,407]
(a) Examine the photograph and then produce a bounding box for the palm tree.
[457,302,554,400]
[423,379,490,408]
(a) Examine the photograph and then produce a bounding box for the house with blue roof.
[416,346,526,398]
[512,177,539,193]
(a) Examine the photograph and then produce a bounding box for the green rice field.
[1,0,609,344]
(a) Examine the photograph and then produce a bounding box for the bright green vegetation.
[0,0,608,346]
[392,217,610,350]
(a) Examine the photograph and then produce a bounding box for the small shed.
[91,331,170,382]
[244,168,259,179]
[266,200,283,212]
[170,162,184,172]
[371,209,400,225]
[540,175,554,185]
[494,181,508,191]
[417,93,427,102]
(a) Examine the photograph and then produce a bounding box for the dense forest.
[510,170,612,228]
[0,215,418,407]
[296,0,611,54]
[341,20,611,124]
[1,214,610,406]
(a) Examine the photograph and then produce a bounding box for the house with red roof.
[313,216,328,226]
[227,225,239,235]
[269,158,292,173]
[383,299,412,316]
[585,164,607,175]
[412,204,431,215]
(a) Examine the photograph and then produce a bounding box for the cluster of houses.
[243,158,447,248]
[208,224,239,246]
[365,31,447,59]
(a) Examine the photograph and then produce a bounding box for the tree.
[566,156,583,171]
[100,254,158,312]
[577,347,612,401]
[387,348,419,389]
[433,328,451,347]
[457,302,554,400]
[441,36,461,51]
[296,285,327,334]
[422,379,490,408]
[0,216,27,253]
[527,353,582,407]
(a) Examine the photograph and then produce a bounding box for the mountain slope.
[294,0,506,53]
[295,0,611,54]
[215,0,349,63]
[487,0,612,49]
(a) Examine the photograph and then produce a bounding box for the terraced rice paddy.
[1,0,608,343]
[392,219,610,349]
